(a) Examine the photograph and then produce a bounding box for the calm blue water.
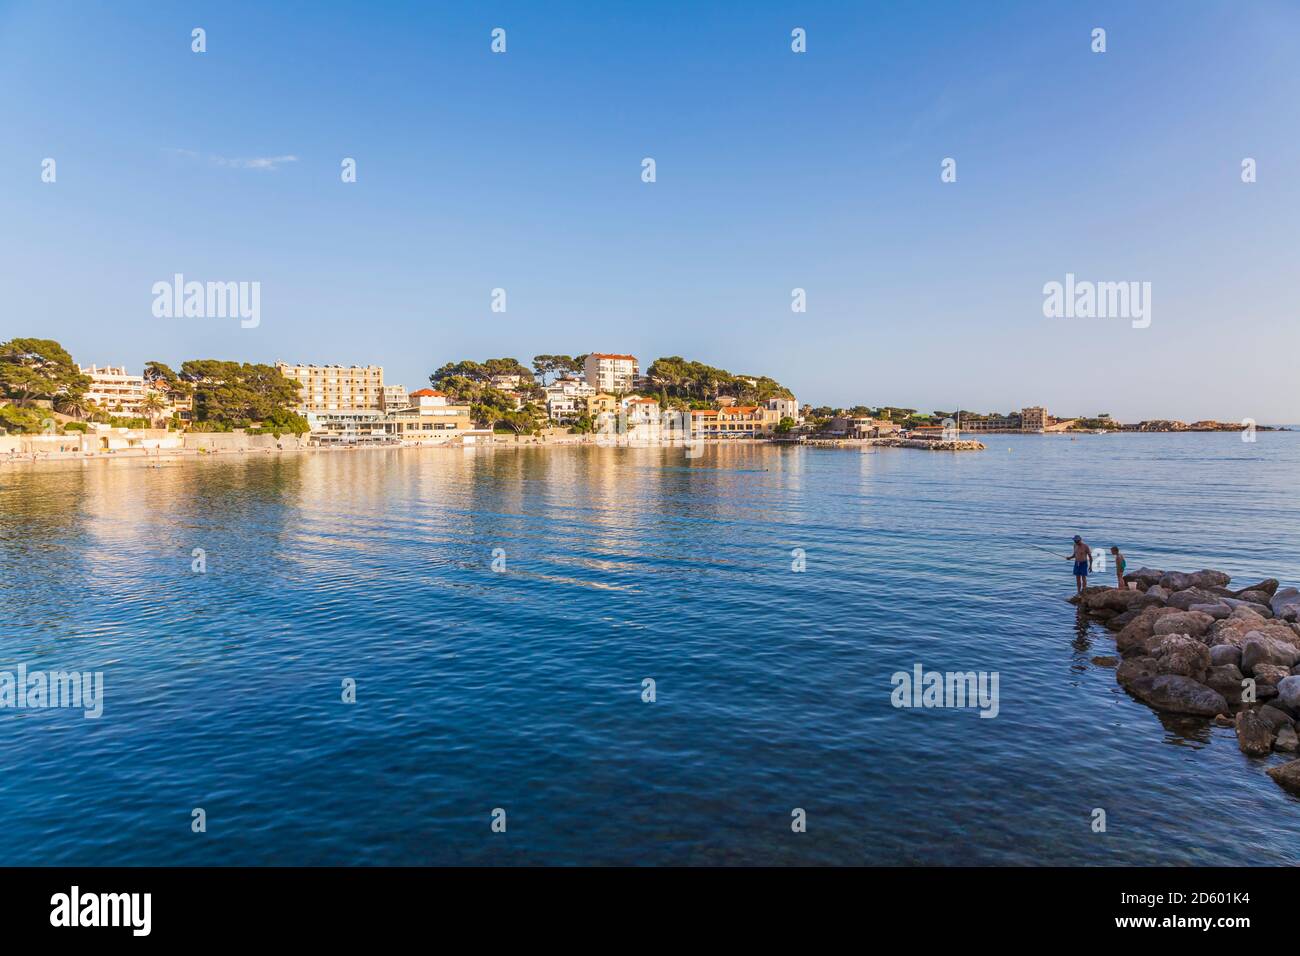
[2,433,1299,865]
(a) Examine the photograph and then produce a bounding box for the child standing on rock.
[1111,545,1127,589]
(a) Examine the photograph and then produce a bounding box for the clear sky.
[3,1,1298,421]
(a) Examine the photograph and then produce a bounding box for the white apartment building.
[544,377,596,422]
[583,353,639,394]
[766,397,799,421]
[275,363,384,414]
[381,385,409,411]
[624,396,662,440]
[79,365,146,417]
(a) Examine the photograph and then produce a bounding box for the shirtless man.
[1066,535,1091,594]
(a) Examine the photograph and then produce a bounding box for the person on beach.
[1066,535,1090,594]
[1111,545,1126,589]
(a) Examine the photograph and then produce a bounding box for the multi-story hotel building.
[79,365,147,417]
[275,363,384,414]
[384,389,473,444]
[690,405,781,438]
[583,353,639,394]
[1020,406,1048,431]
[380,385,409,411]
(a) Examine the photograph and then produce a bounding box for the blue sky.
[2,1,1298,421]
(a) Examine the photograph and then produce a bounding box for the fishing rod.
[1026,542,1066,557]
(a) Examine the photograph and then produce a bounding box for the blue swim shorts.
[1073,560,1089,577]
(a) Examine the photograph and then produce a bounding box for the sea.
[2,432,1298,865]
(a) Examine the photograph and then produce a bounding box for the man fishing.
[1066,535,1091,594]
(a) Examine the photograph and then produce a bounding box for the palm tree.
[53,392,88,420]
[140,393,167,429]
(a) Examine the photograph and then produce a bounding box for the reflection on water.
[1,435,1299,864]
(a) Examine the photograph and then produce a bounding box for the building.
[79,365,147,417]
[963,414,1020,432]
[766,397,799,421]
[583,353,639,394]
[690,405,781,438]
[380,385,409,411]
[544,377,596,422]
[1020,406,1048,431]
[385,390,473,444]
[624,396,662,440]
[275,363,384,414]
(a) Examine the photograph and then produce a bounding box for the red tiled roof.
[410,388,444,397]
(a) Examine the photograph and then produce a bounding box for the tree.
[140,393,167,429]
[775,417,796,435]
[178,360,302,428]
[0,338,89,406]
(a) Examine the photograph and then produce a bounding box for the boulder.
[1190,602,1230,620]
[1187,569,1231,590]
[1125,567,1164,589]
[1116,607,1181,656]
[1209,618,1300,655]
[1270,587,1300,619]
[1116,656,1159,687]
[1254,663,1292,687]
[1204,665,1244,705]
[1219,597,1273,618]
[1235,709,1276,755]
[1276,725,1300,753]
[1067,585,1109,606]
[1257,704,1295,730]
[1152,611,1215,640]
[1265,760,1300,795]
[1103,609,1141,632]
[1240,632,1300,673]
[1167,588,1225,611]
[1236,589,1274,607]
[1277,675,1300,710]
[1145,585,1171,603]
[1126,675,1228,716]
[1082,587,1155,614]
[1228,605,1268,622]
[1208,644,1242,668]
[1233,578,1279,598]
[1150,634,1211,682]
[1159,571,1193,592]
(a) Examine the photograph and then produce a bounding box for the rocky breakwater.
[1071,568,1300,797]
[871,438,986,451]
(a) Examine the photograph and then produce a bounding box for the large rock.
[1233,578,1279,598]
[1277,726,1300,753]
[1240,632,1300,673]
[1265,760,1300,795]
[1166,588,1226,611]
[1236,589,1274,607]
[1235,709,1276,755]
[1271,587,1300,620]
[1126,675,1228,716]
[1219,597,1273,618]
[1150,634,1211,682]
[1257,704,1294,730]
[1209,618,1300,655]
[1254,663,1292,687]
[1187,569,1231,590]
[1125,567,1164,589]
[1116,656,1159,687]
[1082,587,1156,614]
[1278,675,1300,710]
[1159,571,1193,592]
[1145,585,1171,603]
[1209,644,1242,668]
[1103,608,1142,632]
[1190,602,1230,620]
[1229,605,1268,623]
[1205,664,1244,705]
[1115,607,1180,656]
[1152,610,1215,640]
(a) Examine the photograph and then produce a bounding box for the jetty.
[1072,570,1300,796]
